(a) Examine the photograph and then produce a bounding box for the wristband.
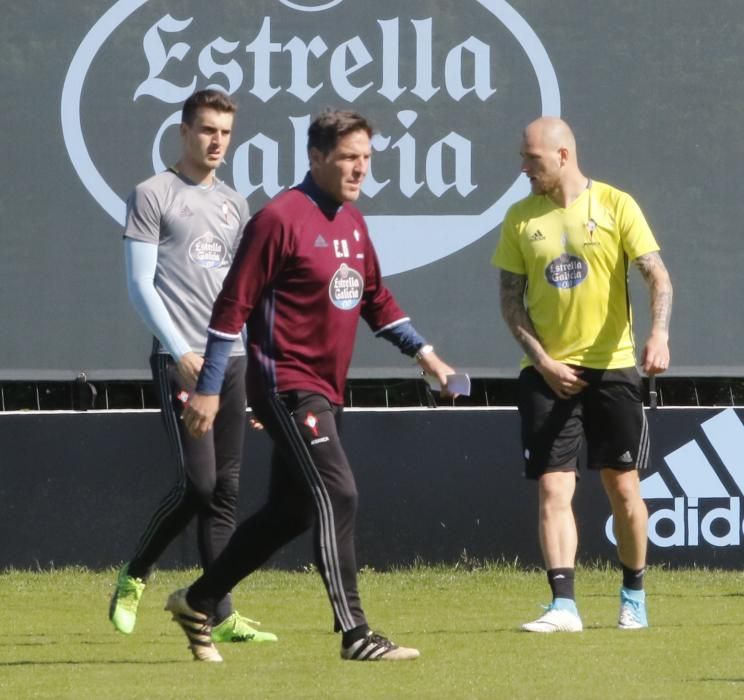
[415,344,434,361]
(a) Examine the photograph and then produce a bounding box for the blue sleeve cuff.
[195,333,235,394]
[376,320,427,357]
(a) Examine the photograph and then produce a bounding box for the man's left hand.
[642,331,670,375]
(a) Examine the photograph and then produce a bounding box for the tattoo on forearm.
[634,251,673,332]
[499,271,546,364]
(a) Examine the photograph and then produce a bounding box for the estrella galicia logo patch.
[329,263,364,310]
[545,253,588,289]
[188,232,227,269]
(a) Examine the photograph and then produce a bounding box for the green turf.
[2,563,744,699]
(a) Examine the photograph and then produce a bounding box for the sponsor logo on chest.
[329,263,364,310]
[189,232,227,269]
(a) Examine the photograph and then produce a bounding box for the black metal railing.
[1,377,742,411]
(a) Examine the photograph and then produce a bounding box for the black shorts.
[517,366,649,480]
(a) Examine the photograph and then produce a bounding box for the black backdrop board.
[2,407,744,570]
[2,0,744,380]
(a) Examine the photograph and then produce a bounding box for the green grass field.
[3,564,744,699]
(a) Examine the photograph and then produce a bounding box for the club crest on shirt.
[583,218,601,246]
[304,412,319,437]
[329,263,363,310]
[545,253,588,289]
[189,232,228,269]
[220,200,231,227]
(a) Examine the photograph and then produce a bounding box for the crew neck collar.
[298,172,343,213]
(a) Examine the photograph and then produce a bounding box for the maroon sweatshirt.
[209,174,407,405]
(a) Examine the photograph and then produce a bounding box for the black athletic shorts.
[517,366,649,480]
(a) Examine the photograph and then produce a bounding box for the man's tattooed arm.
[499,270,549,366]
[634,251,673,334]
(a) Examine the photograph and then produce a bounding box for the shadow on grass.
[423,628,522,636]
[0,634,171,648]
[582,591,744,599]
[654,592,744,599]
[0,659,188,667]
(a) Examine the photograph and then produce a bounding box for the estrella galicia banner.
[1,1,743,379]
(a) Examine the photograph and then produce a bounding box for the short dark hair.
[181,89,237,126]
[307,109,373,155]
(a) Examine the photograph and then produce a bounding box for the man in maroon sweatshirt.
[166,109,457,662]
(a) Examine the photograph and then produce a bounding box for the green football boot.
[109,564,146,634]
[211,611,278,643]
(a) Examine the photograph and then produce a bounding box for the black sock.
[342,624,370,647]
[547,568,575,600]
[185,588,216,622]
[622,565,645,591]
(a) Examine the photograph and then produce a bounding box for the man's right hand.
[417,350,460,399]
[536,358,588,399]
[177,351,204,388]
[183,392,219,438]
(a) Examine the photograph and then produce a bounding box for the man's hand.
[182,392,219,438]
[417,351,460,399]
[536,358,588,399]
[641,330,670,375]
[248,416,264,431]
[176,351,204,388]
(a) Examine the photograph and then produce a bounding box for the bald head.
[520,117,585,204]
[523,117,576,157]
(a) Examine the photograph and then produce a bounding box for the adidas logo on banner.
[605,408,744,548]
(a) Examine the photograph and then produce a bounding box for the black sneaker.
[340,630,420,661]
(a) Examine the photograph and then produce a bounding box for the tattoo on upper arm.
[634,251,673,331]
[499,271,527,320]
[633,251,664,279]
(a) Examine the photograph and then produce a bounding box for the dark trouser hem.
[342,624,370,647]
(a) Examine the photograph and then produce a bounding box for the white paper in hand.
[424,372,471,396]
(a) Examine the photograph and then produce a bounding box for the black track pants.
[188,391,366,632]
[127,351,247,622]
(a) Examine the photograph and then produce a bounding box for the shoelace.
[239,616,262,626]
[366,633,395,649]
[116,580,143,608]
[220,613,259,639]
[120,580,140,595]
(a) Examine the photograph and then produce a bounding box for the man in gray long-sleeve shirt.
[109,89,276,645]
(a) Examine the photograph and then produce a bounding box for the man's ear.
[308,146,324,169]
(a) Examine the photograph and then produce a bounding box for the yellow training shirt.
[491,180,659,369]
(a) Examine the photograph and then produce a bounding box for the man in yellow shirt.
[492,117,672,632]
